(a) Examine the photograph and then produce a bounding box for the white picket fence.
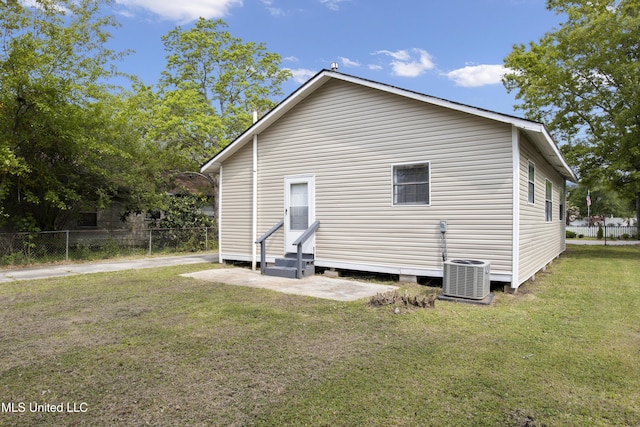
[567,226,637,238]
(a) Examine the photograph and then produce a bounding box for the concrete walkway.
[0,253,218,283]
[0,253,398,302]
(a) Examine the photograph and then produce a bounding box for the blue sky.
[105,0,565,116]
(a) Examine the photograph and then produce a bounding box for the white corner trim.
[218,165,223,263]
[511,126,520,288]
[251,134,258,271]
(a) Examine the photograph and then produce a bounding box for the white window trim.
[527,160,536,205]
[545,179,553,223]
[559,186,565,222]
[391,161,431,207]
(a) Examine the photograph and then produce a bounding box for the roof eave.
[519,125,577,183]
[201,69,578,183]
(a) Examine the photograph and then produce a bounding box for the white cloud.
[114,9,135,18]
[261,0,286,16]
[368,64,383,71]
[284,56,299,62]
[265,7,286,16]
[372,48,435,78]
[320,0,350,11]
[338,56,360,67]
[372,49,411,61]
[20,0,67,12]
[446,64,508,87]
[286,68,316,84]
[115,0,243,22]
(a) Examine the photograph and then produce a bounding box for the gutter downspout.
[511,126,520,289]
[251,111,258,271]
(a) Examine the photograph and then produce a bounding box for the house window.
[77,212,98,228]
[145,209,161,221]
[393,162,430,205]
[199,204,215,218]
[528,161,535,204]
[545,180,553,222]
[559,187,565,222]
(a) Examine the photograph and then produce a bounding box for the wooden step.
[263,266,298,279]
[263,254,315,279]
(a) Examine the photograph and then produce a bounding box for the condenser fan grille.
[443,259,490,299]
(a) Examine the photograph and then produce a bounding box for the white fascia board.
[518,126,577,183]
[329,71,577,182]
[329,71,538,128]
[539,126,578,182]
[202,69,523,174]
[202,69,577,183]
[200,157,220,174]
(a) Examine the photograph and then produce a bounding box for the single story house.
[64,172,216,231]
[201,70,577,290]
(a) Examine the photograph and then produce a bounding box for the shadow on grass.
[565,244,640,260]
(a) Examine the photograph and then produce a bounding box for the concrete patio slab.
[181,268,398,302]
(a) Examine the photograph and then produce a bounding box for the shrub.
[578,234,584,238]
[566,230,577,238]
[621,233,630,240]
[597,225,604,240]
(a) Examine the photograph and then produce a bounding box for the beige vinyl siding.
[518,133,566,284]
[219,141,254,261]
[252,79,514,275]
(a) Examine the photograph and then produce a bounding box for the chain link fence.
[0,227,217,267]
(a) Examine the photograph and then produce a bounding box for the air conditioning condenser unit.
[443,259,490,299]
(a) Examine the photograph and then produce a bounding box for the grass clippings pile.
[369,289,437,309]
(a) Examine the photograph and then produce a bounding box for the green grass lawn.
[1,245,639,426]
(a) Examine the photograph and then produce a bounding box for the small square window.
[393,163,430,205]
[77,212,97,227]
[145,209,161,221]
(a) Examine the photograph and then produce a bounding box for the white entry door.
[284,175,315,254]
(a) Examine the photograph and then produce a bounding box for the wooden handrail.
[292,220,320,246]
[255,219,284,274]
[293,220,320,279]
[255,219,284,244]
[254,219,320,278]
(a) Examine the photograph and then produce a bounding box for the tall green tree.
[0,145,29,223]
[503,0,640,204]
[155,18,291,170]
[568,181,635,221]
[0,0,150,230]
